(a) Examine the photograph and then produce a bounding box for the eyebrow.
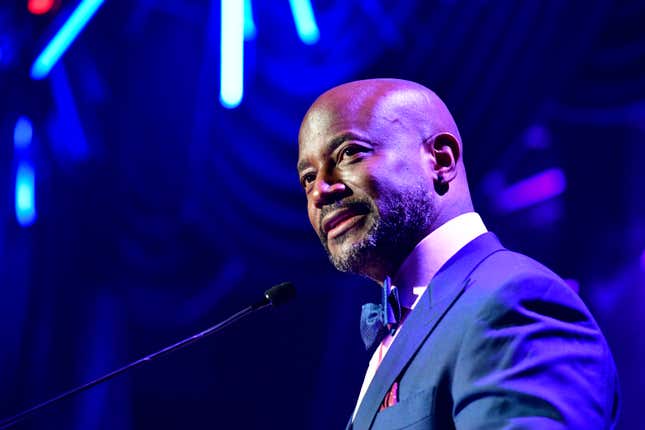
[297,132,368,174]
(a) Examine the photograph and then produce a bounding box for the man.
[297,79,619,429]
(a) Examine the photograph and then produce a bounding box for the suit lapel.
[352,233,505,429]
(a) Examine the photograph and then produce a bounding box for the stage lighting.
[244,0,256,40]
[31,0,105,79]
[28,0,57,15]
[14,116,33,150]
[496,168,567,214]
[288,0,319,45]
[220,0,244,109]
[15,163,36,227]
[14,116,36,227]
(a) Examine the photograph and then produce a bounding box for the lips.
[322,207,369,239]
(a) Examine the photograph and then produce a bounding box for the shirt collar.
[392,212,487,308]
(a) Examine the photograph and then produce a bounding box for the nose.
[311,175,348,208]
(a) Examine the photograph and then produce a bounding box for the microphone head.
[264,282,296,307]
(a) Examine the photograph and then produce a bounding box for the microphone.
[253,281,297,309]
[0,282,295,429]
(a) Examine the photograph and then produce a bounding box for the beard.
[319,182,435,279]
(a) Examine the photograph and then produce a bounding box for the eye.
[338,144,370,162]
[300,172,316,188]
[341,146,361,157]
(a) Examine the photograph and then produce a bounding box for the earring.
[435,174,449,196]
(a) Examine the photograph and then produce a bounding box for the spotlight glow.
[14,116,33,150]
[28,0,56,15]
[288,0,320,45]
[30,0,105,80]
[244,0,256,40]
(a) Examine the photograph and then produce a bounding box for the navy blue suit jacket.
[349,233,619,429]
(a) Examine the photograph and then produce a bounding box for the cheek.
[355,153,414,196]
[344,162,385,198]
[307,203,319,231]
[380,155,426,189]
[355,165,397,201]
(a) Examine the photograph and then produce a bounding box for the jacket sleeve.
[451,275,619,430]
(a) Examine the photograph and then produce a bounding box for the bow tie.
[360,276,402,351]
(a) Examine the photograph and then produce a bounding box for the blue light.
[50,64,90,161]
[30,0,105,80]
[14,116,33,150]
[15,163,36,227]
[288,0,320,45]
[220,0,245,108]
[244,0,256,40]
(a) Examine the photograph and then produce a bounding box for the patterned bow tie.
[360,276,402,351]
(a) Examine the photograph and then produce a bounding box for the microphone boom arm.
[0,282,294,429]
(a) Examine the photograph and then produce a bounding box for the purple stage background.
[1,1,644,428]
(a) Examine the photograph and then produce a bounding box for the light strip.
[496,168,566,213]
[220,0,245,108]
[288,0,320,45]
[15,163,37,227]
[31,0,105,80]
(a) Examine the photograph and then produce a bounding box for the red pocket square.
[379,381,399,411]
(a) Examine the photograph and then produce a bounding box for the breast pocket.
[370,388,435,430]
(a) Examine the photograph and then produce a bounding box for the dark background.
[1,0,644,428]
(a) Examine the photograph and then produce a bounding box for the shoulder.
[463,249,587,320]
[449,251,620,428]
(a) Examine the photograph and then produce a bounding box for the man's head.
[297,79,473,281]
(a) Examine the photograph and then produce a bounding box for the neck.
[391,212,487,307]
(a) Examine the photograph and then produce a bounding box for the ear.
[426,132,460,181]
[423,133,461,195]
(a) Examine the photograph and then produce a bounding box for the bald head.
[300,79,462,153]
[297,79,473,281]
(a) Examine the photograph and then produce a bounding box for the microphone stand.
[0,282,294,429]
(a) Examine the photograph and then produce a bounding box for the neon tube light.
[31,0,105,80]
[288,0,319,45]
[15,163,37,227]
[220,0,245,108]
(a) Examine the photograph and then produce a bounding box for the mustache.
[318,199,373,239]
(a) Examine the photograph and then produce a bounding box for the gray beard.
[321,185,434,279]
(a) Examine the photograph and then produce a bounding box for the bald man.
[297,79,619,429]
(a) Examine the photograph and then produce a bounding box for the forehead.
[297,89,418,163]
[299,104,368,147]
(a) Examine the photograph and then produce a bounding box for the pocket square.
[379,381,399,411]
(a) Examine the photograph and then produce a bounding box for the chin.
[328,235,378,275]
[328,224,368,255]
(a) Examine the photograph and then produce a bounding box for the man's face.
[297,93,435,280]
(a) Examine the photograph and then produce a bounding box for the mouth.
[322,207,369,240]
